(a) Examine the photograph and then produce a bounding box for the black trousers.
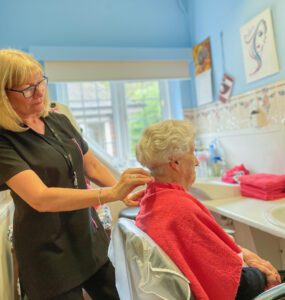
[50,261,119,300]
[236,267,266,300]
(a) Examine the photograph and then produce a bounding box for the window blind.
[45,60,190,82]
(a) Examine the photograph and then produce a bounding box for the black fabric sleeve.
[0,136,31,186]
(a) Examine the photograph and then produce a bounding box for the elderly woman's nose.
[195,157,199,166]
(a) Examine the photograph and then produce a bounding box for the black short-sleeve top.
[0,112,109,300]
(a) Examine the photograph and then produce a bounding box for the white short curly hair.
[136,119,195,170]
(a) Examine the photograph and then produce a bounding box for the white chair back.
[108,218,191,300]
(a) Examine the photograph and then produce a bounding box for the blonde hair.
[0,49,50,132]
[136,119,195,170]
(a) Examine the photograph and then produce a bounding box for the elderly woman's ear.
[169,160,180,171]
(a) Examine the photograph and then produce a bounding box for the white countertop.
[202,196,285,239]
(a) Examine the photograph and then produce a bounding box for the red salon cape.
[136,182,242,300]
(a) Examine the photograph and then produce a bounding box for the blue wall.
[188,0,285,106]
[4,1,283,109]
[0,0,192,116]
[0,0,190,49]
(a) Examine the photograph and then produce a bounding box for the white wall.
[197,124,285,174]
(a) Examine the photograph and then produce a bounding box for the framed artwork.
[219,73,234,103]
[240,9,279,83]
[192,37,212,76]
[192,38,213,105]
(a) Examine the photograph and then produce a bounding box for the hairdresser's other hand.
[112,168,152,203]
[122,189,145,207]
[242,248,281,287]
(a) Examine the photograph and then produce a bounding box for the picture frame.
[240,9,279,83]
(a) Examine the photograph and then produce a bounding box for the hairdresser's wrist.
[96,187,117,205]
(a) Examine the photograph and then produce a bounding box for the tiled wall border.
[184,80,285,134]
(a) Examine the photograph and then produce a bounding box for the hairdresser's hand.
[241,248,281,287]
[122,189,145,207]
[112,168,152,204]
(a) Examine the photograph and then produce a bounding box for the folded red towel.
[239,174,285,192]
[241,185,285,200]
[240,183,285,195]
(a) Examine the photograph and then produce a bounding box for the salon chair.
[253,283,285,300]
[118,207,139,220]
[108,217,191,300]
[110,217,285,300]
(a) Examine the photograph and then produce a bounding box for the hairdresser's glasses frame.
[6,76,48,99]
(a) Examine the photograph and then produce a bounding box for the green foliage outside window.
[125,81,162,154]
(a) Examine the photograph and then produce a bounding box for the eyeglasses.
[6,76,48,99]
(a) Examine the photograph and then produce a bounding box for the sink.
[190,180,241,201]
[265,205,285,228]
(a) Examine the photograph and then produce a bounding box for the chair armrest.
[253,283,285,300]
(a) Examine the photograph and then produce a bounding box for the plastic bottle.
[208,139,226,177]
[195,148,209,178]
[212,156,226,177]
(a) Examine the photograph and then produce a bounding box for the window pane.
[67,83,81,100]
[63,82,116,157]
[55,79,173,170]
[82,82,96,100]
[125,81,162,155]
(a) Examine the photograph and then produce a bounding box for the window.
[55,80,172,169]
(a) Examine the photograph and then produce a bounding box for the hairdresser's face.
[177,144,199,189]
[6,73,46,118]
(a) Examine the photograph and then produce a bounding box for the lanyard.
[40,118,79,188]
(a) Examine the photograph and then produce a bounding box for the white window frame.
[55,79,172,169]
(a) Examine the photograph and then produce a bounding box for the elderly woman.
[0,49,152,300]
[135,120,281,300]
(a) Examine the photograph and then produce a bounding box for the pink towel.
[239,174,285,200]
[240,186,285,200]
[239,174,285,191]
[136,182,242,300]
[221,164,250,184]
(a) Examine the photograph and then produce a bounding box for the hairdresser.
[0,49,152,300]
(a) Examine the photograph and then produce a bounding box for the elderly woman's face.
[177,145,198,189]
[6,72,47,118]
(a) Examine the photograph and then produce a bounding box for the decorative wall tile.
[184,80,285,134]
